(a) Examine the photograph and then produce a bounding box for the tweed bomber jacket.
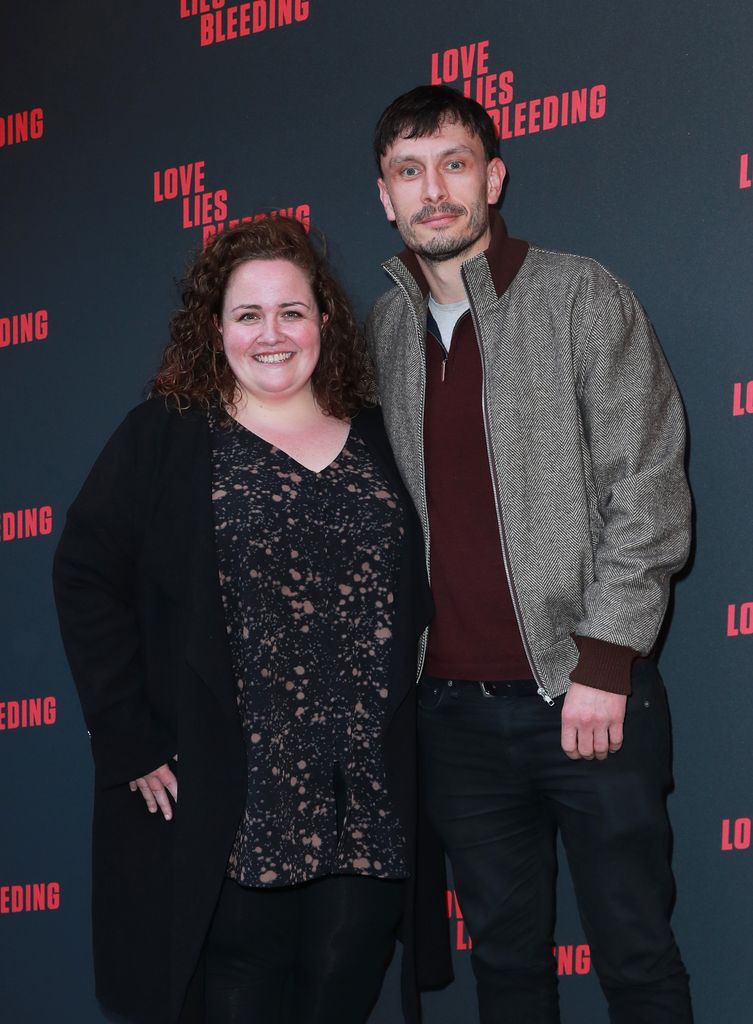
[365,218,692,699]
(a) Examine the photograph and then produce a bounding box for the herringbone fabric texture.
[366,244,691,698]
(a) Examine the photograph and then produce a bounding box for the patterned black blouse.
[209,410,409,888]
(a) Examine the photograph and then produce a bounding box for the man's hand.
[129,757,178,820]
[561,683,627,761]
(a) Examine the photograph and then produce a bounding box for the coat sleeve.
[52,411,176,788]
[573,281,692,658]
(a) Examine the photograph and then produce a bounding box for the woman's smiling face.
[218,258,323,406]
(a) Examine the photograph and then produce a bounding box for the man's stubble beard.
[399,200,489,264]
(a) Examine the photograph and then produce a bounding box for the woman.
[53,218,450,1024]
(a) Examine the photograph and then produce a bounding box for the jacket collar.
[384,209,529,302]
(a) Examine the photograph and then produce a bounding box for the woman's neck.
[231,387,330,434]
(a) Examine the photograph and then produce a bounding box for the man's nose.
[423,168,448,205]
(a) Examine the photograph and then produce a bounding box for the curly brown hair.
[152,217,374,419]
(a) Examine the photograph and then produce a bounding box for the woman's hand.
[129,756,178,820]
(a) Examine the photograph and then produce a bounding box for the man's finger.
[592,726,610,761]
[561,723,581,760]
[577,728,595,760]
[608,721,624,754]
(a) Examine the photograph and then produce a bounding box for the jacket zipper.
[427,329,448,382]
[395,286,432,683]
[463,271,554,706]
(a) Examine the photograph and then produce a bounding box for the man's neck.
[413,228,492,304]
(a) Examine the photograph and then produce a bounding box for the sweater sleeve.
[569,635,638,696]
[52,411,176,788]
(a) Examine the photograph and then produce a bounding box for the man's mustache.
[411,203,467,226]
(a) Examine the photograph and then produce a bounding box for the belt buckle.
[479,680,495,698]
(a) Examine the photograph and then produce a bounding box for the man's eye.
[447,160,464,170]
[400,166,419,178]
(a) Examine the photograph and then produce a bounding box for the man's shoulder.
[366,281,409,324]
[521,244,633,301]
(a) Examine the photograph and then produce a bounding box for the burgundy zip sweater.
[400,216,638,695]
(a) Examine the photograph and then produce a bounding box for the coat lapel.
[177,411,239,727]
[351,408,433,723]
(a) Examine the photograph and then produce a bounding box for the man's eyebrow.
[387,144,475,168]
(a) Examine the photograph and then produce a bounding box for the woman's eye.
[239,312,259,321]
[281,310,302,319]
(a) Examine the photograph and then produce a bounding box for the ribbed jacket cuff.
[569,635,639,696]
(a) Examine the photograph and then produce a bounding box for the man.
[366,85,693,1024]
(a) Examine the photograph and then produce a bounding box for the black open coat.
[53,399,451,1024]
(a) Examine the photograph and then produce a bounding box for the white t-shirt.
[428,294,470,352]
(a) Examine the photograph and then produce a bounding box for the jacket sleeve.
[52,411,176,788]
[364,309,379,366]
[572,281,691,669]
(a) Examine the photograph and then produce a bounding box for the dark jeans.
[202,874,403,1024]
[418,660,693,1024]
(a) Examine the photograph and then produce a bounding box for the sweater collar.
[392,209,529,301]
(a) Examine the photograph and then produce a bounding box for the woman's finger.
[147,774,174,820]
[135,777,158,813]
[129,764,177,819]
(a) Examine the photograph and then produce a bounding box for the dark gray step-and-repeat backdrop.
[2,2,752,1021]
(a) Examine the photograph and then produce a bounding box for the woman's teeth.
[254,352,293,363]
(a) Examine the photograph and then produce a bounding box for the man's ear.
[377,178,397,223]
[487,158,507,204]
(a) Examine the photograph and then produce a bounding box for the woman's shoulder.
[351,403,386,436]
[124,395,203,428]
[118,396,207,447]
[351,404,402,478]
[92,398,208,476]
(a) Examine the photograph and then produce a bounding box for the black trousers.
[418,660,693,1024]
[201,874,403,1024]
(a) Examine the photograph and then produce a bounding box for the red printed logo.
[732,380,753,416]
[1,506,53,543]
[726,602,753,637]
[430,39,606,140]
[0,697,57,731]
[153,157,310,244]
[153,160,228,231]
[0,108,44,148]
[553,943,591,976]
[721,817,751,851]
[446,888,473,950]
[0,882,61,914]
[179,0,311,47]
[739,153,752,189]
[0,309,48,349]
[445,889,590,974]
[202,204,311,246]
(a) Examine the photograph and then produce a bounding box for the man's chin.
[415,246,464,263]
[413,238,478,263]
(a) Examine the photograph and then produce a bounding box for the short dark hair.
[153,217,374,419]
[374,85,499,169]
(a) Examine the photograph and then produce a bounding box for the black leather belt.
[421,676,539,697]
